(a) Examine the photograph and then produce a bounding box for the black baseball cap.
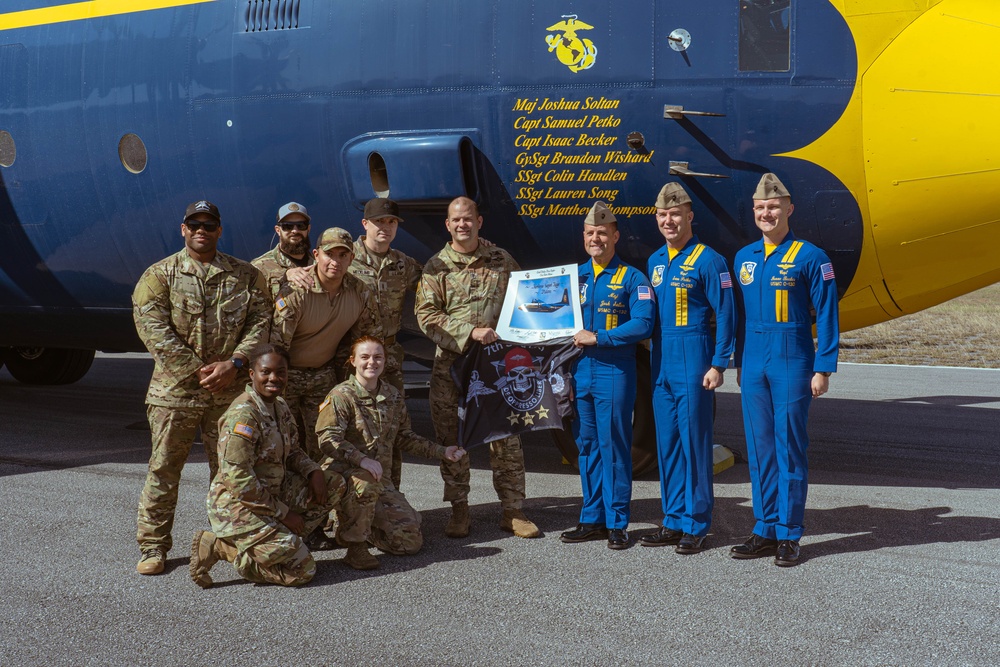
[183,200,221,223]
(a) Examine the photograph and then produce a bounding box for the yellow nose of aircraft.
[788,0,1000,331]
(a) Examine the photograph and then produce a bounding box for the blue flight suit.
[647,237,736,537]
[574,255,655,529]
[733,232,839,541]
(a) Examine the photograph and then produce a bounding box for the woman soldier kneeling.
[190,343,346,588]
[316,335,465,570]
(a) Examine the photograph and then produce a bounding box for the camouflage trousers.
[430,351,526,510]
[285,365,340,461]
[335,467,424,555]
[381,340,406,491]
[137,403,227,552]
[219,468,345,586]
[223,525,315,586]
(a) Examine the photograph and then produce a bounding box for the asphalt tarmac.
[1,356,998,666]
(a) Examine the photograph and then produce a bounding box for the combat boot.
[136,548,165,575]
[500,508,541,538]
[189,529,228,589]
[445,501,470,538]
[343,542,379,570]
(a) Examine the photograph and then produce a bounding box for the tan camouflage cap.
[753,173,791,199]
[584,200,617,226]
[317,227,354,252]
[655,182,692,209]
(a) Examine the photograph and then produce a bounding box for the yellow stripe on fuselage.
[0,0,214,31]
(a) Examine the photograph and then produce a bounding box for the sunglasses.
[184,221,220,232]
[279,222,309,231]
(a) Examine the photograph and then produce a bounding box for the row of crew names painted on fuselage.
[511,97,655,220]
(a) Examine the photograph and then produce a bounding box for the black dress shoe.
[560,523,608,543]
[607,528,630,550]
[639,527,683,547]
[730,534,778,559]
[675,534,708,554]
[774,540,801,567]
[304,527,338,551]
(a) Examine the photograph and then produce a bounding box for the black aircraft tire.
[5,347,96,385]
[549,346,658,477]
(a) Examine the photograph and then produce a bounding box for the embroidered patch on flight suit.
[720,272,732,289]
[579,284,588,304]
[637,286,652,300]
[821,263,835,281]
[651,265,664,287]
[739,261,757,285]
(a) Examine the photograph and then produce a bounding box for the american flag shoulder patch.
[821,263,835,281]
[637,286,652,300]
[720,272,733,289]
[233,422,255,440]
[318,396,332,412]
[275,296,287,311]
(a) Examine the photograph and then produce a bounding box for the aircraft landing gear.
[4,347,95,385]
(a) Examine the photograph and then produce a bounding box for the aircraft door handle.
[668,161,729,179]
[663,105,726,119]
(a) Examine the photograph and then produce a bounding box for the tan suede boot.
[500,508,541,538]
[343,542,379,570]
[189,530,225,589]
[136,548,165,575]
[445,502,470,538]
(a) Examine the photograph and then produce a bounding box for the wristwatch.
[818,371,831,377]
[230,357,245,370]
[711,365,727,374]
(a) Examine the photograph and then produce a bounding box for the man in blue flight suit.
[732,173,839,567]
[639,182,736,554]
[559,201,655,550]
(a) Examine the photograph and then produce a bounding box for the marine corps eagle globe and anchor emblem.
[545,15,597,72]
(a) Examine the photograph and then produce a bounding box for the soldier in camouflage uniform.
[269,227,383,466]
[190,344,345,588]
[415,197,540,539]
[348,198,423,489]
[132,200,270,575]
[315,336,465,570]
[251,201,315,299]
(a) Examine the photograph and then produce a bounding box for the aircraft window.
[244,0,299,32]
[369,152,389,198]
[0,130,14,167]
[739,0,790,72]
[118,133,147,174]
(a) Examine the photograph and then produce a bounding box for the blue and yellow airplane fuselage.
[1,0,998,369]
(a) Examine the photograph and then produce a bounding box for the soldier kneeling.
[190,344,346,588]
[315,336,466,570]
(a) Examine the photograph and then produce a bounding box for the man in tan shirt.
[271,228,383,466]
